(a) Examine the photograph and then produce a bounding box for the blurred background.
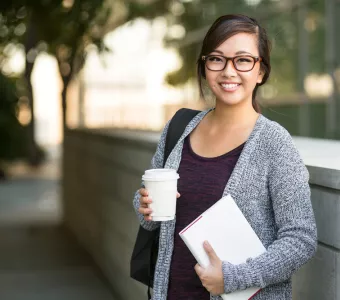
[1,0,340,165]
[0,0,339,299]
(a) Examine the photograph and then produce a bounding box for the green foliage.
[0,0,113,140]
[0,73,24,160]
[0,0,111,80]
[127,0,172,20]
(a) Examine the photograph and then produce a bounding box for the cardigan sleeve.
[132,120,171,231]
[221,129,317,293]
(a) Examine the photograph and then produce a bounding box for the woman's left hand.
[194,241,225,296]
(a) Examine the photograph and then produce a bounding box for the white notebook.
[179,194,266,300]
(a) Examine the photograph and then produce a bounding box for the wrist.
[222,261,237,293]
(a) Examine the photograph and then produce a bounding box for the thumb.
[194,263,204,277]
[204,241,219,265]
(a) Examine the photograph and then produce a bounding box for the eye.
[235,56,253,64]
[208,56,224,63]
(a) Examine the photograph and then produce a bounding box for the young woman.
[133,14,317,300]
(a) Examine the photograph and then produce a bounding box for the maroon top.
[167,136,244,300]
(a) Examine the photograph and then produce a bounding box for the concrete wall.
[292,167,340,298]
[62,129,158,300]
[62,129,340,300]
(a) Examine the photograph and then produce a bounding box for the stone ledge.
[311,185,340,249]
[67,129,340,190]
[293,243,340,300]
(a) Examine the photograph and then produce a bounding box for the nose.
[222,59,237,77]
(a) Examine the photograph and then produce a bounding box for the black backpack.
[130,108,201,299]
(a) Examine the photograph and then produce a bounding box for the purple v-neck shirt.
[167,136,245,300]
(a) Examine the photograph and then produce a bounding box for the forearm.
[222,221,317,293]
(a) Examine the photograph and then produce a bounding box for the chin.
[216,95,246,107]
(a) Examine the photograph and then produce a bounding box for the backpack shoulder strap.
[163,108,201,167]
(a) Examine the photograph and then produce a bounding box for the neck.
[210,100,259,129]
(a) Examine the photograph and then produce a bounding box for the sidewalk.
[0,147,116,300]
[0,159,61,225]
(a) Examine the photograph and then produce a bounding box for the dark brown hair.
[197,14,271,113]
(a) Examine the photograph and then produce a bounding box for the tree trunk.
[59,51,77,136]
[61,84,68,133]
[24,60,39,165]
[60,68,73,136]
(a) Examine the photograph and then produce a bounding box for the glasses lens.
[234,56,255,71]
[206,55,226,71]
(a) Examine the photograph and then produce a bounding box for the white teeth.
[221,83,239,89]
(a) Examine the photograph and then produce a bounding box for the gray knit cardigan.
[133,109,317,300]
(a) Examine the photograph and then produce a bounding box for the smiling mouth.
[221,83,240,88]
[220,83,241,91]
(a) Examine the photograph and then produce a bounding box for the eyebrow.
[211,50,255,56]
[235,50,254,55]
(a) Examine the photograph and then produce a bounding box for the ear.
[257,69,264,84]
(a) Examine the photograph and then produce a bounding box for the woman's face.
[204,33,263,108]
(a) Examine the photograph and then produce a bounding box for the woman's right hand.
[138,188,153,221]
[138,188,181,221]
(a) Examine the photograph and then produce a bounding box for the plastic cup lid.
[142,168,179,181]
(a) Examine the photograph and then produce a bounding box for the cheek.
[205,69,220,85]
[206,73,219,89]
[241,73,259,88]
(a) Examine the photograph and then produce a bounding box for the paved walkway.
[0,150,115,300]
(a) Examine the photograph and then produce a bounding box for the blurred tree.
[0,0,120,164]
[0,0,174,164]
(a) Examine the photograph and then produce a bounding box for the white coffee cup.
[142,169,180,221]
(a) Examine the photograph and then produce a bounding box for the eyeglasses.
[202,55,262,72]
